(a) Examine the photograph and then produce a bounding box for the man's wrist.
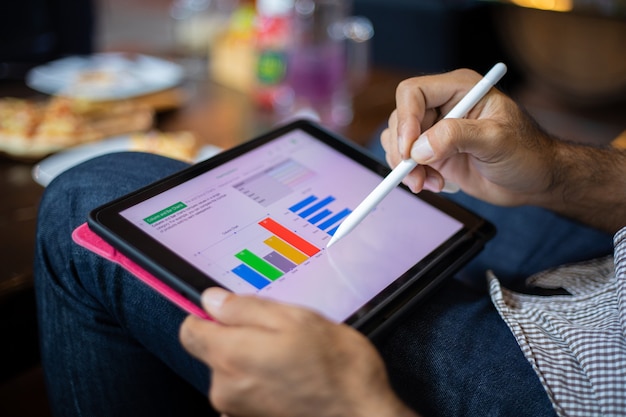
[537,140,626,233]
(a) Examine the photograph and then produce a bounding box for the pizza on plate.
[0,96,154,159]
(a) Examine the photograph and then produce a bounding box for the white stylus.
[326,62,507,248]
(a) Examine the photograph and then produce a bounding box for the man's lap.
[34,152,215,415]
[36,151,614,416]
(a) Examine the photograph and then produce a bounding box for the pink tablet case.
[72,222,212,320]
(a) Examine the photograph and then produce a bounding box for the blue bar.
[308,209,332,224]
[289,195,317,212]
[327,225,339,236]
[318,208,351,230]
[299,196,335,218]
[232,264,271,289]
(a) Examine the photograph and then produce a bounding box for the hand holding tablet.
[87,120,494,337]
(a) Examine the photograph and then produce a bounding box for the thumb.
[200,287,296,330]
[409,133,435,164]
[410,118,503,166]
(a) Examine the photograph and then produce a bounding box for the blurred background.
[1,0,625,415]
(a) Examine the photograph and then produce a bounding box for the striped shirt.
[489,227,626,417]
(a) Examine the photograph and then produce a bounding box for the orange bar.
[259,218,320,257]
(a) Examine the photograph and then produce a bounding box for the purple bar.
[263,251,296,273]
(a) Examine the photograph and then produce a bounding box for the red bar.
[259,218,320,257]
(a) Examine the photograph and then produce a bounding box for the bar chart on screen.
[227,185,357,290]
[224,157,358,290]
[227,185,356,289]
[288,194,352,236]
[230,217,322,289]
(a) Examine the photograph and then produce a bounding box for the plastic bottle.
[254,0,295,111]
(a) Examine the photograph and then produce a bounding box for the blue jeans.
[34,152,613,417]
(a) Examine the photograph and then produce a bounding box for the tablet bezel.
[88,119,494,336]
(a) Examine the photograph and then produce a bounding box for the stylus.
[326,63,507,248]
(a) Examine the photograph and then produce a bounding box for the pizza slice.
[0,98,45,155]
[33,97,154,148]
[0,96,154,158]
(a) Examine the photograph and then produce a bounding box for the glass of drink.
[285,0,373,127]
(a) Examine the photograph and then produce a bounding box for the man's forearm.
[540,141,626,234]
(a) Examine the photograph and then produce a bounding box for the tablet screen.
[113,126,464,324]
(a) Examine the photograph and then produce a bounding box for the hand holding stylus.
[327,63,507,248]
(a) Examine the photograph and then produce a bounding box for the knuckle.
[210,375,258,414]
[435,119,461,144]
[396,78,411,93]
[209,386,234,412]
[396,77,419,96]
[453,67,481,83]
[179,318,205,351]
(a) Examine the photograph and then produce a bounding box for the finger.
[181,313,276,376]
[384,130,445,193]
[380,111,399,156]
[399,164,443,193]
[401,164,427,193]
[422,166,446,192]
[179,315,222,364]
[381,128,403,169]
[380,112,406,169]
[395,78,425,159]
[201,287,309,330]
[395,69,482,159]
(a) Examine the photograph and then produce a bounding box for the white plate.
[26,53,184,100]
[32,136,222,187]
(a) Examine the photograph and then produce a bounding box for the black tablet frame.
[88,119,495,338]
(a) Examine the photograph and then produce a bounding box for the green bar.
[235,249,283,281]
[143,202,187,225]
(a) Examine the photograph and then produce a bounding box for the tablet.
[88,119,494,337]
